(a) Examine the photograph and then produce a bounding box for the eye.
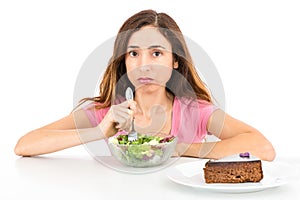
[129,51,138,57]
[152,51,162,57]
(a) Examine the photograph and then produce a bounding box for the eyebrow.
[127,45,166,49]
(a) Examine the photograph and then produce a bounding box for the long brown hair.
[79,9,212,109]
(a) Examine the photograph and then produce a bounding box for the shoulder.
[82,102,110,115]
[174,96,214,109]
[172,97,216,142]
[173,96,217,123]
[78,102,110,127]
[81,101,110,117]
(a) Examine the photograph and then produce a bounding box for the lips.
[137,77,154,84]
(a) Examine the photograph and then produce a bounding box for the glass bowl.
[107,134,178,167]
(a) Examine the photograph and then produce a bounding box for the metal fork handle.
[131,118,135,132]
[128,119,137,141]
[125,87,138,141]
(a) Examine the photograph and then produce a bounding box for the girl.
[15,10,275,161]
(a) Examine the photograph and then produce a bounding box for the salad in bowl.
[107,134,177,167]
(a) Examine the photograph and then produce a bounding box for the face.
[125,26,178,92]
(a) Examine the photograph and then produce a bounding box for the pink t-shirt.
[83,97,217,143]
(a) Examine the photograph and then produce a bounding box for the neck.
[134,87,173,118]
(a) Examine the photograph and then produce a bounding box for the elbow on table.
[14,148,27,157]
[14,141,25,157]
[259,142,276,161]
[14,144,25,157]
[14,137,32,157]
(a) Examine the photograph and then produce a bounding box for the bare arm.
[14,109,116,157]
[179,109,276,161]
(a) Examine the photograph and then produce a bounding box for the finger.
[114,119,128,130]
[114,102,135,114]
[111,102,135,130]
[111,105,131,118]
[171,151,179,157]
[113,108,133,120]
[113,110,133,130]
[175,143,189,156]
[119,99,133,108]
[121,100,137,111]
[112,110,127,128]
[128,100,137,110]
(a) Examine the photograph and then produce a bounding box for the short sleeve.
[82,102,110,127]
[197,99,218,137]
[171,97,217,143]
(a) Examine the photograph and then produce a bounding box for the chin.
[136,83,165,93]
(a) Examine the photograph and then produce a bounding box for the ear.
[173,61,178,69]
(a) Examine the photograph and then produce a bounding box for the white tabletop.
[2,154,299,200]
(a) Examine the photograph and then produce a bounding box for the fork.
[125,87,138,142]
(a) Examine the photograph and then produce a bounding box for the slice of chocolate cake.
[203,152,263,183]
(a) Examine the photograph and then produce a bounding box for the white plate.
[167,159,296,193]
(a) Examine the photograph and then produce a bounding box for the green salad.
[108,134,177,167]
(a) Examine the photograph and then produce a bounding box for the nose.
[140,64,151,72]
[139,51,151,72]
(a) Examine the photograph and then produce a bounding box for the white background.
[1,0,300,199]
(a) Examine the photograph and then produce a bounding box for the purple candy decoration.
[239,152,250,158]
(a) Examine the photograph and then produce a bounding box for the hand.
[172,143,190,157]
[107,100,137,132]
